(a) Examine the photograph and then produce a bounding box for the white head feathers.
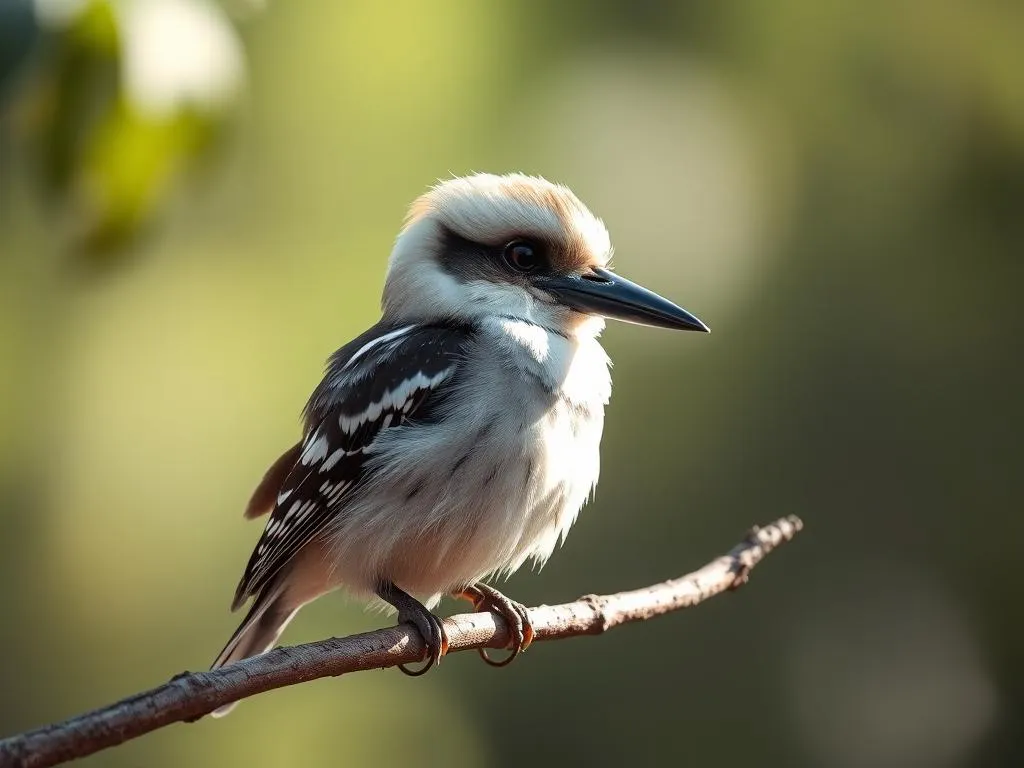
[403,173,611,258]
[381,173,612,334]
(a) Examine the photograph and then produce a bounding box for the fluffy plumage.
[211,173,623,715]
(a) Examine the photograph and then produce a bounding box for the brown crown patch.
[403,174,610,274]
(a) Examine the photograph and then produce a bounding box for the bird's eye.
[503,241,541,273]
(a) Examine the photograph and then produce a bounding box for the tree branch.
[0,515,803,768]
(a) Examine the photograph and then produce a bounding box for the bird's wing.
[231,321,472,610]
[243,442,301,519]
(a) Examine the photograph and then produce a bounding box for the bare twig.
[0,516,803,768]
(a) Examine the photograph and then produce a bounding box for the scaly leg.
[376,580,449,676]
[456,583,534,667]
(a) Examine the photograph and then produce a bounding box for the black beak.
[539,267,709,332]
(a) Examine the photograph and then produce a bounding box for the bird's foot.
[457,583,534,667]
[376,581,449,676]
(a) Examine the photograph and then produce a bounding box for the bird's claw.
[396,604,449,676]
[459,583,534,667]
[376,580,449,676]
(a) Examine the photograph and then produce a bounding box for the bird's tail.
[209,581,300,718]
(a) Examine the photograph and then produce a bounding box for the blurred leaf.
[0,0,38,100]
[73,100,220,256]
[14,0,241,266]
[24,1,120,199]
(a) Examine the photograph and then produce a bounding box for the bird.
[210,172,708,716]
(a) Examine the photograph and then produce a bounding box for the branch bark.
[0,515,803,768]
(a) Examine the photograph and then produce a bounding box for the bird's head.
[383,173,708,338]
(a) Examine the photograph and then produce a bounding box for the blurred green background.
[1,0,1022,766]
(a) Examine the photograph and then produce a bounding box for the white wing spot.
[328,482,350,505]
[321,448,346,472]
[283,499,302,521]
[336,368,452,438]
[345,325,417,370]
[300,433,329,466]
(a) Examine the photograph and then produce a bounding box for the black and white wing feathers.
[231,321,471,610]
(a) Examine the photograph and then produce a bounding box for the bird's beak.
[539,267,709,332]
